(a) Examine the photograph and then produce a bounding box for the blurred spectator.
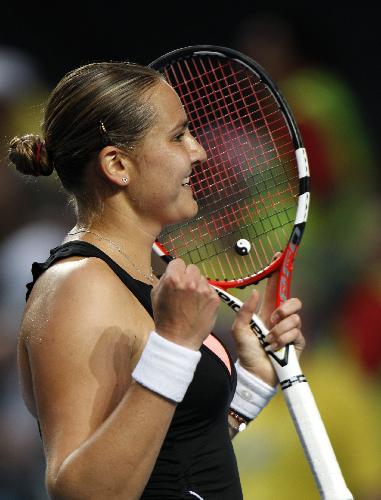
[0,48,43,241]
[336,247,381,377]
[233,13,379,342]
[231,14,381,498]
[0,46,72,499]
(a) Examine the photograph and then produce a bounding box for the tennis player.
[9,62,305,500]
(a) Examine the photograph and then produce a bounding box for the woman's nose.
[190,135,207,163]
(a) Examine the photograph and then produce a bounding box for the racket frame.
[150,45,310,295]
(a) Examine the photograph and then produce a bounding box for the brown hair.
[8,61,162,219]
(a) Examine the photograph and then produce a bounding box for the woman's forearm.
[49,382,176,500]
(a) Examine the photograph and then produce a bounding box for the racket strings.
[192,155,298,207]
[164,197,294,273]
[181,57,297,206]
[167,181,296,243]
[159,55,299,280]
[179,60,286,151]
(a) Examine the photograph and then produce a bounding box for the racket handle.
[267,344,352,499]
[253,313,353,499]
[282,369,354,500]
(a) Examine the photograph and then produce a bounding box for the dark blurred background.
[0,4,380,499]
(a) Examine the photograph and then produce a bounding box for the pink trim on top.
[203,334,231,374]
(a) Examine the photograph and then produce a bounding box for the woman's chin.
[184,198,199,219]
[166,199,199,226]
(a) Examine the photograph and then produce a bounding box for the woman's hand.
[231,259,305,387]
[152,259,220,350]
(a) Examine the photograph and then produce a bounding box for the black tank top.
[26,241,243,500]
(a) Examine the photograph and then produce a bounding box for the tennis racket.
[149,46,352,499]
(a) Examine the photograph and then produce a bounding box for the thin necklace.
[68,228,155,284]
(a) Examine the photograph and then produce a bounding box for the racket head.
[150,46,310,291]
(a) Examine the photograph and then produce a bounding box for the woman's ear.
[98,146,132,187]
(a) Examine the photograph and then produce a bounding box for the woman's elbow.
[46,467,140,500]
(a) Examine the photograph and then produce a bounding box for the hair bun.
[8,134,54,177]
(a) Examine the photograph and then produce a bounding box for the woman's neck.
[70,204,161,284]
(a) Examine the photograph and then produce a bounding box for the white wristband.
[132,331,201,403]
[230,360,277,420]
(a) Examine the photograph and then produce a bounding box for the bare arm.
[24,258,218,500]
[51,383,176,500]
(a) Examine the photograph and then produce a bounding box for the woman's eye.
[174,132,185,141]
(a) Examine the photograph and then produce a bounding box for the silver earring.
[122,177,128,184]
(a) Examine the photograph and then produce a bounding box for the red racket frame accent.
[155,239,285,290]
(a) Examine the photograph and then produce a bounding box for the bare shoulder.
[23,256,151,353]
[20,256,153,392]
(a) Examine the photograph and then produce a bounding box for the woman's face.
[127,80,207,227]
